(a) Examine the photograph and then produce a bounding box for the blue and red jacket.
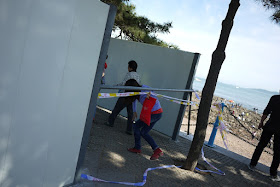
[132,85,163,114]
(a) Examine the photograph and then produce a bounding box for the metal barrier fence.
[99,85,196,135]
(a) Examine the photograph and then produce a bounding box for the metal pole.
[206,103,226,148]
[187,92,192,135]
[171,53,200,140]
[100,85,195,93]
[73,4,117,184]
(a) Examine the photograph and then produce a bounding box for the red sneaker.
[127,148,141,154]
[150,148,163,160]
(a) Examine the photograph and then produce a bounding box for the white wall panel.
[0,0,33,185]
[98,38,197,137]
[44,0,109,186]
[0,0,109,186]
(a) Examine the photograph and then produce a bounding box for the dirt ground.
[180,91,275,168]
[180,119,273,167]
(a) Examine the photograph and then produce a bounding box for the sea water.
[193,77,278,113]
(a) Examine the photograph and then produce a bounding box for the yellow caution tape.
[98,92,199,106]
[98,90,229,149]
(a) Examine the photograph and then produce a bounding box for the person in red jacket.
[124,79,163,160]
[101,55,108,85]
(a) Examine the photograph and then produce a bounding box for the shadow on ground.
[72,108,279,187]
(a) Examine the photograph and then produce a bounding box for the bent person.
[124,79,164,160]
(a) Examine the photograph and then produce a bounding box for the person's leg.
[250,129,273,166]
[140,113,162,150]
[101,76,105,85]
[126,103,133,134]
[270,133,280,176]
[107,97,126,126]
[132,119,146,150]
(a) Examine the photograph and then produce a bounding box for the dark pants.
[133,113,162,150]
[108,97,133,132]
[250,129,280,176]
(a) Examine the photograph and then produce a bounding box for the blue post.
[206,103,225,148]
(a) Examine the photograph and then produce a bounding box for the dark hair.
[124,79,141,104]
[128,60,137,72]
[125,79,141,88]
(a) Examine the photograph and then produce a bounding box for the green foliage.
[257,0,280,23]
[101,0,179,49]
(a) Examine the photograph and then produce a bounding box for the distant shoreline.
[194,77,279,94]
[183,91,273,167]
[193,77,278,113]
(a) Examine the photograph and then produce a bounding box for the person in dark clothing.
[105,60,140,135]
[248,94,280,182]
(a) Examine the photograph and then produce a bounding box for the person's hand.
[133,112,137,121]
[258,122,264,129]
[146,92,151,99]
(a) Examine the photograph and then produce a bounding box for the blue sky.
[131,0,280,92]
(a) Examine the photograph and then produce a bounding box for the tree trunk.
[182,0,240,171]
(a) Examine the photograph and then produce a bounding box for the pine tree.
[257,0,280,23]
[101,0,178,49]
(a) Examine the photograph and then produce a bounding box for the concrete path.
[71,108,279,187]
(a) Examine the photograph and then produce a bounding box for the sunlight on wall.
[0,154,12,185]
